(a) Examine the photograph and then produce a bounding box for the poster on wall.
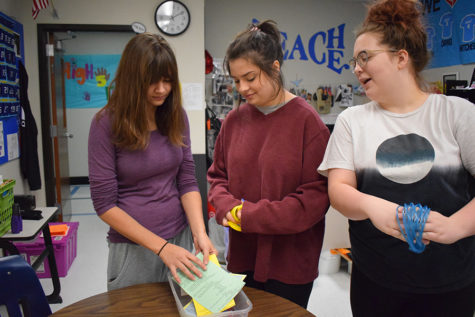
[0,11,23,165]
[64,54,120,108]
[423,0,475,68]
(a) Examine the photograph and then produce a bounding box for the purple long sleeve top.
[88,111,199,243]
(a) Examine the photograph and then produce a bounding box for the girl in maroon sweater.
[207,20,330,308]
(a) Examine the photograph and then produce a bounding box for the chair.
[0,255,52,317]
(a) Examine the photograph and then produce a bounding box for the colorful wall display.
[421,0,475,68]
[0,11,23,165]
[63,54,120,108]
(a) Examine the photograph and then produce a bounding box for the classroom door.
[48,32,72,221]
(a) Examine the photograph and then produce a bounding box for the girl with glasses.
[207,20,330,308]
[318,0,475,316]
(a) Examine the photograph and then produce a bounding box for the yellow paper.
[193,297,235,316]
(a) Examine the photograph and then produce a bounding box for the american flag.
[32,0,50,19]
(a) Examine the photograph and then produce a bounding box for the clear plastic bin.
[168,274,252,317]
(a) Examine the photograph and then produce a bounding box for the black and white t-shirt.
[319,94,475,293]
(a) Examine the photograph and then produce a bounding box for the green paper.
[174,253,245,313]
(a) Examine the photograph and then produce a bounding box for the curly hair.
[357,0,430,88]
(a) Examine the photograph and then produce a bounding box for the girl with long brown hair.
[88,33,215,290]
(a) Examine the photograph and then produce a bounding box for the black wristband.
[157,241,169,257]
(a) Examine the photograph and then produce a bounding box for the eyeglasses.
[349,49,399,73]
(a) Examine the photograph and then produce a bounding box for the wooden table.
[0,207,62,304]
[53,282,315,316]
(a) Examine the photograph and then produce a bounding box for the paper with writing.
[174,253,245,313]
[192,254,246,315]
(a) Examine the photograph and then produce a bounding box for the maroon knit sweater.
[207,97,330,284]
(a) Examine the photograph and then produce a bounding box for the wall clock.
[154,0,190,36]
[131,22,146,34]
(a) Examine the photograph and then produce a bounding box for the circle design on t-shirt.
[376,134,435,184]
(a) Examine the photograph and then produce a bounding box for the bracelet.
[396,203,430,254]
[157,241,169,257]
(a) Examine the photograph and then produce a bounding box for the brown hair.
[98,33,184,150]
[357,0,430,88]
[224,20,284,101]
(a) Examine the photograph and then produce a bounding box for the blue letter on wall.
[281,31,289,60]
[327,50,349,74]
[288,34,309,60]
[327,24,345,49]
[308,31,326,64]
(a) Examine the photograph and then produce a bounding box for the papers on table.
[192,255,246,315]
[173,253,245,314]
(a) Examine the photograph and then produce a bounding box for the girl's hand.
[158,243,206,283]
[222,209,241,227]
[422,211,461,244]
[367,207,406,242]
[193,232,217,265]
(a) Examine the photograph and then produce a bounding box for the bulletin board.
[0,11,24,165]
[425,0,475,68]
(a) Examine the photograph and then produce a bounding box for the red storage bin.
[13,222,79,278]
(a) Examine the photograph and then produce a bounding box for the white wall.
[205,0,366,88]
[1,0,205,206]
[0,1,15,14]
[422,63,474,86]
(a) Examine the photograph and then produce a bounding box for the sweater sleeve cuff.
[178,183,200,197]
[95,203,117,216]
